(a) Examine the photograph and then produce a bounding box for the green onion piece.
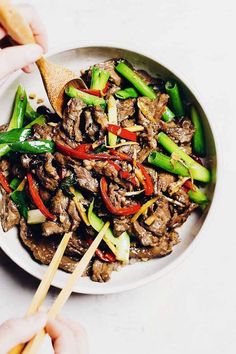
[0,85,27,157]
[27,209,46,224]
[88,200,130,263]
[107,96,118,146]
[8,140,55,154]
[188,186,208,205]
[148,151,190,176]
[190,106,206,157]
[11,190,29,219]
[162,106,175,122]
[116,62,156,100]
[25,101,39,121]
[25,115,46,128]
[157,132,211,182]
[165,81,184,117]
[115,87,138,99]
[90,67,110,90]
[65,86,106,109]
[9,177,21,190]
[0,128,31,144]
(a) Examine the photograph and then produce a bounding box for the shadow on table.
[0,248,85,299]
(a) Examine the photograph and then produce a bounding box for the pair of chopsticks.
[9,221,110,354]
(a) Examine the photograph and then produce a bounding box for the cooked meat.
[67,200,81,230]
[168,203,198,228]
[73,165,98,193]
[65,232,88,258]
[62,98,86,142]
[35,165,58,191]
[132,220,159,246]
[156,173,176,193]
[41,221,64,236]
[96,59,121,86]
[51,190,69,214]
[0,158,10,174]
[113,216,131,236]
[135,69,155,85]
[160,118,195,144]
[92,105,108,130]
[0,193,20,231]
[32,123,55,140]
[130,230,179,260]
[54,129,79,148]
[0,123,8,132]
[39,188,51,202]
[145,198,171,235]
[44,153,59,179]
[54,152,78,168]
[84,109,99,141]
[91,259,120,282]
[138,94,169,122]
[117,98,136,122]
[104,83,120,98]
[20,219,77,272]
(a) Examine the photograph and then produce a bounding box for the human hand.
[0,314,89,354]
[0,3,47,80]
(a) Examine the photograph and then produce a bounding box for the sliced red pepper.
[0,172,12,193]
[81,89,101,97]
[102,82,109,95]
[27,173,56,221]
[107,124,137,142]
[182,179,196,192]
[108,161,137,186]
[100,177,141,216]
[136,162,154,196]
[74,143,92,152]
[109,149,132,161]
[56,142,118,160]
[86,237,116,263]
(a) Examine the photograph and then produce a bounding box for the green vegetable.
[188,186,208,205]
[8,140,55,154]
[0,128,31,144]
[165,81,184,117]
[162,106,175,122]
[190,106,206,157]
[148,151,190,176]
[157,132,211,182]
[25,115,46,128]
[27,209,46,224]
[90,67,110,90]
[115,87,138,99]
[107,95,118,146]
[25,101,39,121]
[65,86,106,109]
[9,177,21,190]
[116,62,156,100]
[11,190,28,219]
[0,85,27,157]
[60,174,77,197]
[88,200,130,263]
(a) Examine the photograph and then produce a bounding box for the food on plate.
[0,59,210,282]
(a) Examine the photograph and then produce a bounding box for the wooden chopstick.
[22,221,110,354]
[8,232,72,354]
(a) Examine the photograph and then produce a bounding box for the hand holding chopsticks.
[8,221,110,354]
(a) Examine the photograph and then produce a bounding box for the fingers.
[46,317,89,354]
[0,26,6,40]
[0,313,47,354]
[18,3,48,52]
[0,44,43,79]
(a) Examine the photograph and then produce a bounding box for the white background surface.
[0,0,235,353]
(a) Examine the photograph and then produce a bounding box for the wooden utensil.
[8,232,72,354]
[22,221,110,354]
[0,0,86,117]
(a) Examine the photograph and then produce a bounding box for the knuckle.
[2,319,17,333]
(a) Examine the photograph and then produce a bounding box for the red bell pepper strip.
[27,173,56,221]
[108,161,137,186]
[109,149,132,161]
[56,142,119,160]
[86,237,116,262]
[136,162,154,196]
[0,172,12,193]
[74,143,92,152]
[107,124,137,142]
[100,177,141,216]
[81,89,101,97]
[182,179,196,192]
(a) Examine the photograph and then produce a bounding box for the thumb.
[0,44,43,79]
[0,312,47,354]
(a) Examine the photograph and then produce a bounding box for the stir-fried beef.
[0,58,204,283]
[0,193,20,231]
[91,259,120,282]
[62,98,86,142]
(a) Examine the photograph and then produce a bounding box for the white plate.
[0,45,217,294]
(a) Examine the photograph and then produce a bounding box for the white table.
[1,0,235,353]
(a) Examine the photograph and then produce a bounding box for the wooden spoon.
[0,0,86,117]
